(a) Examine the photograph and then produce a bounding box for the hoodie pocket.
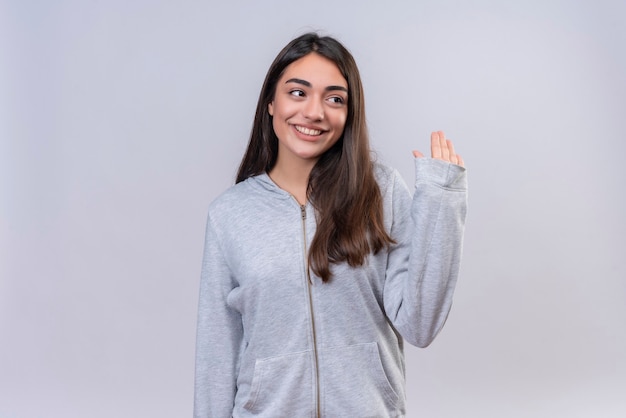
[243,350,314,414]
[320,342,401,417]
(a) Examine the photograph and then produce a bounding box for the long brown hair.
[237,33,393,282]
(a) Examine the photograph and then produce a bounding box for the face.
[268,53,348,168]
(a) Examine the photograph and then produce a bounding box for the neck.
[269,156,316,206]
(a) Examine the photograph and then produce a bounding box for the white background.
[2,0,625,417]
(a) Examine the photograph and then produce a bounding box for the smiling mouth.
[294,125,323,136]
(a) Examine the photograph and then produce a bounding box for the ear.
[268,101,274,116]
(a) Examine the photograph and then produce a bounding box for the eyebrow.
[285,78,348,93]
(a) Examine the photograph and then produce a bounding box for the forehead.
[280,53,347,88]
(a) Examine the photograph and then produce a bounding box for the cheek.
[271,111,288,141]
[271,115,280,135]
[335,113,348,132]
[271,100,296,123]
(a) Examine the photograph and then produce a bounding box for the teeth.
[295,125,322,136]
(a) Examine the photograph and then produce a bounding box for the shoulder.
[208,180,250,215]
[372,161,394,181]
[204,180,260,243]
[206,178,267,230]
[372,161,395,188]
[373,161,410,197]
[206,173,292,226]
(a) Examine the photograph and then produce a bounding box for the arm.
[383,131,467,347]
[194,214,243,417]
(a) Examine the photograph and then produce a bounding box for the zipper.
[299,202,321,418]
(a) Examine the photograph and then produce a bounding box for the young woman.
[194,33,467,417]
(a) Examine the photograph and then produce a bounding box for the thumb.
[412,150,424,158]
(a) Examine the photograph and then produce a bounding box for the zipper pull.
[300,205,306,220]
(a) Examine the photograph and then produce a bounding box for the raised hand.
[412,131,464,168]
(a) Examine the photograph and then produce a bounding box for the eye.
[327,96,346,105]
[289,89,305,97]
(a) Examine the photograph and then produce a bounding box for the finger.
[457,154,465,168]
[447,139,458,164]
[438,131,450,161]
[431,132,442,159]
[412,150,424,158]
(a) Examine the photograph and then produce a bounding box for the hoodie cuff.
[414,158,467,190]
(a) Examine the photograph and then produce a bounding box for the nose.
[303,97,324,121]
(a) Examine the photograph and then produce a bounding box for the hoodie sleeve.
[383,158,467,348]
[194,213,242,418]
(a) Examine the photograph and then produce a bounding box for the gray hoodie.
[194,158,467,418]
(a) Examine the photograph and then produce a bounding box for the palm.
[413,131,464,167]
